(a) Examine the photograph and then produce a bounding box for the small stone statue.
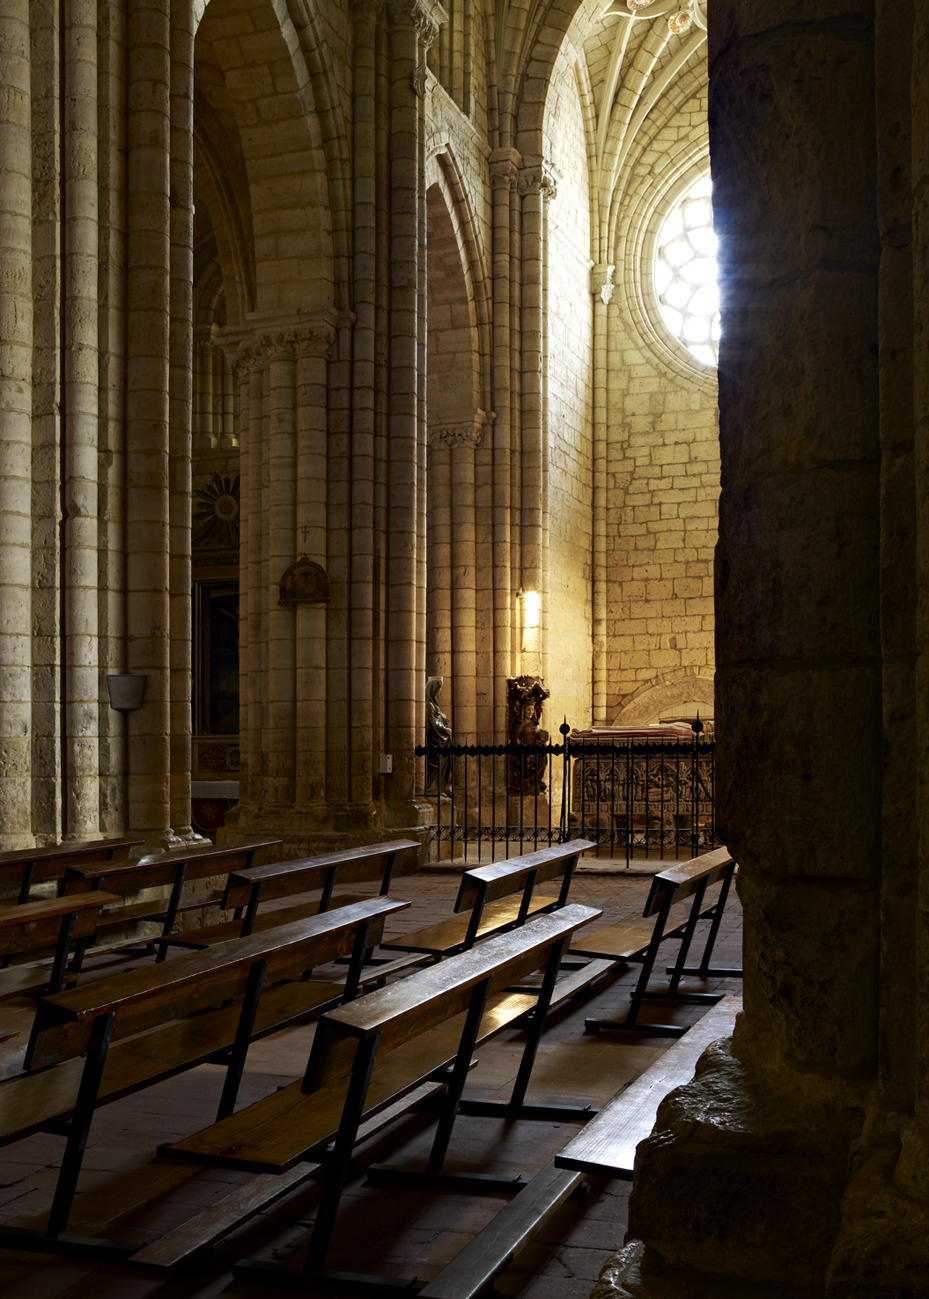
[425,676,453,796]
[508,676,551,795]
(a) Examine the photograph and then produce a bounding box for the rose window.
[655,174,720,368]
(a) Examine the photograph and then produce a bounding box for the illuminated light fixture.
[520,590,541,631]
[107,673,148,712]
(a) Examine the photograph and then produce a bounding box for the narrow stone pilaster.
[517,160,557,678]
[167,0,199,844]
[62,0,100,841]
[591,264,613,729]
[0,0,34,847]
[490,152,518,740]
[295,327,333,808]
[266,333,297,805]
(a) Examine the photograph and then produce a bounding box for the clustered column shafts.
[167,0,196,841]
[385,0,439,807]
[124,0,172,844]
[348,0,380,810]
[0,0,34,848]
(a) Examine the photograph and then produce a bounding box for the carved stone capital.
[263,331,296,362]
[237,343,265,374]
[517,161,559,202]
[350,0,382,20]
[294,325,335,359]
[591,262,616,304]
[427,409,486,449]
[386,0,446,46]
[489,159,518,191]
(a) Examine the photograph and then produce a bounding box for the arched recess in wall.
[425,175,488,743]
[612,671,714,726]
[194,0,336,320]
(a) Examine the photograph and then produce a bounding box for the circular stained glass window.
[655,174,719,368]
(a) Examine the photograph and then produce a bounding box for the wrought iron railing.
[415,722,717,865]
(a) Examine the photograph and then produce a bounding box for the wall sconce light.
[107,674,148,712]
[521,590,541,631]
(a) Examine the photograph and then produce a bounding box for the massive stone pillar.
[591,264,613,729]
[607,4,929,1296]
[0,0,34,848]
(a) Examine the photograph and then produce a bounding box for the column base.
[591,1242,822,1299]
[218,799,431,866]
[624,1038,858,1292]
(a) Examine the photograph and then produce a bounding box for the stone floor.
[0,869,743,1299]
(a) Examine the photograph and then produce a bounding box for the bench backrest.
[454,839,596,915]
[60,837,281,898]
[642,846,735,918]
[221,838,420,917]
[303,903,599,1094]
[26,895,410,1071]
[0,893,121,959]
[0,837,141,896]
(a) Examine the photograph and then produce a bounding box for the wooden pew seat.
[0,892,120,1000]
[417,996,743,1299]
[382,839,596,960]
[555,995,742,1179]
[152,839,420,955]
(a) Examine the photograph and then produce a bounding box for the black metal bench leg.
[667,861,742,979]
[303,1032,381,1273]
[216,958,268,1120]
[46,912,78,996]
[585,894,688,1037]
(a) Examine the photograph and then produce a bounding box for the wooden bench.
[570,846,740,1036]
[381,839,597,960]
[0,895,411,1260]
[555,994,742,1178]
[59,837,281,959]
[156,904,600,1291]
[152,838,420,958]
[0,892,120,1000]
[0,837,141,906]
[417,996,742,1299]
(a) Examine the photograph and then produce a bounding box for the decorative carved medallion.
[279,555,331,607]
[193,473,240,548]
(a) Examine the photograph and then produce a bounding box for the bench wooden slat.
[159,892,378,950]
[160,988,539,1173]
[643,847,734,917]
[221,839,419,911]
[128,1077,448,1274]
[26,897,410,1069]
[568,915,678,961]
[0,893,120,956]
[454,840,596,913]
[62,839,280,895]
[381,893,561,957]
[0,837,141,868]
[417,1159,585,1299]
[554,995,742,1179]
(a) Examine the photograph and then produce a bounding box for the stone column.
[451,431,479,740]
[384,0,445,812]
[489,151,518,740]
[0,0,33,848]
[295,327,333,809]
[426,440,452,694]
[125,0,172,846]
[168,0,199,844]
[591,264,613,729]
[265,333,297,806]
[517,161,557,678]
[230,350,253,804]
[62,0,100,841]
[621,4,885,1293]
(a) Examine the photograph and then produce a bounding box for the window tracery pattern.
[655,174,719,368]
